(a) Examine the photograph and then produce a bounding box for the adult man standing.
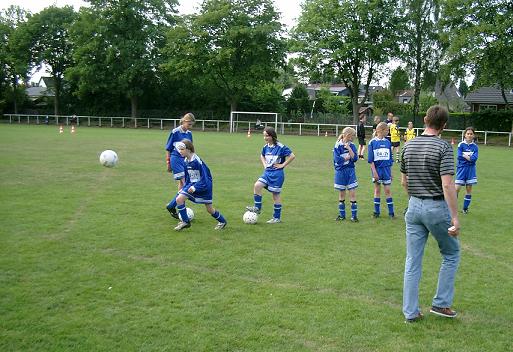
[400,105,460,323]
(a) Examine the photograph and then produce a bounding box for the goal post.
[229,111,279,133]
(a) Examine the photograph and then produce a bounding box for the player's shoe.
[389,214,396,219]
[335,215,345,221]
[174,221,191,231]
[373,212,380,218]
[350,217,359,222]
[214,222,227,230]
[462,209,469,214]
[167,207,179,219]
[266,218,281,224]
[405,312,424,323]
[245,206,261,214]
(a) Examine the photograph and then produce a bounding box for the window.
[480,104,497,111]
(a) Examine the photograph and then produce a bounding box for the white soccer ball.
[243,211,258,224]
[179,207,195,221]
[99,150,118,168]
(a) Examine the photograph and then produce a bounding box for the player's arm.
[275,153,296,169]
[370,162,378,181]
[260,154,267,168]
[347,143,357,161]
[166,151,171,172]
[470,146,478,162]
[333,145,343,164]
[441,174,460,237]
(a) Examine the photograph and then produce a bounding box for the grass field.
[1,124,512,351]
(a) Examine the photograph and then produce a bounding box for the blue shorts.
[372,167,392,185]
[258,169,285,193]
[334,168,358,190]
[179,184,213,204]
[455,165,477,185]
[171,155,186,180]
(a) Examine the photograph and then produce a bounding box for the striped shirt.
[400,135,454,197]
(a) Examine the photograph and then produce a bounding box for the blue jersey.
[262,142,292,170]
[165,126,193,157]
[184,154,212,193]
[457,141,478,168]
[368,137,393,168]
[333,141,358,170]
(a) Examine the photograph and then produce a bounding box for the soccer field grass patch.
[1,124,513,351]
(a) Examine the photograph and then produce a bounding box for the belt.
[414,195,444,200]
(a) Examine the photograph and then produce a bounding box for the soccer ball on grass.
[179,207,195,222]
[243,211,258,224]
[99,150,118,168]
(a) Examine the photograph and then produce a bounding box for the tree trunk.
[53,77,61,116]
[12,77,18,115]
[131,95,138,118]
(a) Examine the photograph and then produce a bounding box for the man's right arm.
[441,174,460,236]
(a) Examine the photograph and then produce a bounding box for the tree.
[291,0,400,123]
[400,0,442,121]
[69,0,177,118]
[458,79,468,98]
[389,67,410,95]
[0,6,31,114]
[162,0,286,112]
[286,85,310,120]
[17,6,77,115]
[443,0,513,106]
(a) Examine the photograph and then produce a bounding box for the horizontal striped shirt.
[400,135,454,197]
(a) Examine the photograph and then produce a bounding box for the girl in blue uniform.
[333,127,359,222]
[165,113,195,218]
[246,127,296,223]
[167,140,227,231]
[455,127,478,213]
[368,122,395,218]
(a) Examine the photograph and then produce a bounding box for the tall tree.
[400,0,441,121]
[389,67,410,95]
[291,0,400,123]
[0,6,30,114]
[162,0,286,112]
[69,0,177,118]
[18,6,77,115]
[443,0,513,110]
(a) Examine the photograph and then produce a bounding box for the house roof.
[26,86,54,98]
[39,76,55,88]
[396,89,414,97]
[465,86,513,104]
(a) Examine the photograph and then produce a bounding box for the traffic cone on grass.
[247,128,251,138]
[59,125,63,134]
[71,125,76,134]
[325,131,328,137]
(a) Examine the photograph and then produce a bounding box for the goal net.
[229,111,279,133]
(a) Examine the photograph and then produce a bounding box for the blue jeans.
[403,196,460,319]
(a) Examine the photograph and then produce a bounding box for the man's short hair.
[425,105,448,130]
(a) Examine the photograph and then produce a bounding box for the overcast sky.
[0,0,302,29]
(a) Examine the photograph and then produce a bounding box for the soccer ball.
[243,211,258,224]
[99,150,118,168]
[179,207,195,221]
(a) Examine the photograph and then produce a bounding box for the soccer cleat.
[245,206,261,214]
[430,306,457,318]
[389,214,396,219]
[373,212,380,218]
[167,207,179,219]
[214,222,227,230]
[350,217,359,222]
[335,215,346,221]
[174,221,191,231]
[266,218,281,224]
[462,209,469,214]
[405,312,424,323]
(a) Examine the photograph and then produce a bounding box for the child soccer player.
[372,115,381,138]
[246,127,296,223]
[455,127,478,213]
[404,121,415,143]
[333,127,359,222]
[357,114,367,159]
[390,116,401,163]
[165,113,195,218]
[368,122,395,218]
[166,140,227,231]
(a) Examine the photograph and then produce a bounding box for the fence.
[2,113,512,147]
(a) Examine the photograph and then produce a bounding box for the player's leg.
[336,189,346,220]
[174,194,191,231]
[384,184,395,218]
[206,203,227,229]
[373,182,381,217]
[267,192,282,223]
[348,188,358,221]
[247,180,266,213]
[166,193,179,219]
[463,184,472,213]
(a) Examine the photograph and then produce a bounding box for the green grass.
[1,124,512,351]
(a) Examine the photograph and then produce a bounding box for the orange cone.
[59,125,64,134]
[247,128,251,138]
[325,131,328,137]
[71,125,76,134]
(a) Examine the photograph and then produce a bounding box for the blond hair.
[337,126,356,142]
[180,112,196,124]
[375,122,389,136]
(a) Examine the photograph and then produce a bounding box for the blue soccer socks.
[386,197,395,217]
[351,201,358,219]
[463,194,472,211]
[254,194,262,211]
[273,204,282,220]
[338,200,346,218]
[177,204,189,223]
[211,210,226,224]
[374,197,381,215]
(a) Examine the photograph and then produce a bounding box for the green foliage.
[286,85,310,119]
[458,79,469,97]
[471,109,513,132]
[161,0,286,112]
[389,67,410,95]
[291,0,401,121]
[316,87,350,115]
[418,91,438,111]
